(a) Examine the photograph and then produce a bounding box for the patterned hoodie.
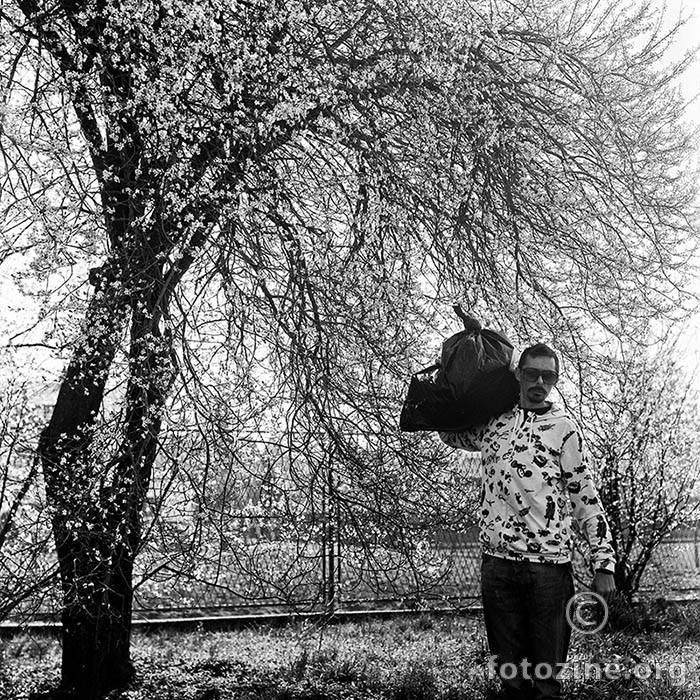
[440,404,616,573]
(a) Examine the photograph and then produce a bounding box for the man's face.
[516,355,558,409]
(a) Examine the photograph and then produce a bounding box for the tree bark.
[37,269,171,698]
[59,545,136,696]
[37,284,125,697]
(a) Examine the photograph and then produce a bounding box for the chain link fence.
[4,448,700,625]
[4,510,700,626]
[126,519,700,621]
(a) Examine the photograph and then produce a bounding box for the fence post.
[320,470,328,611]
[327,461,336,615]
[336,462,342,611]
[321,448,341,617]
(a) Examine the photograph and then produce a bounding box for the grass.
[1,603,699,699]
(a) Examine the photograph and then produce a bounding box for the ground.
[1,601,699,699]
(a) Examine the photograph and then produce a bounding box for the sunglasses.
[521,368,559,384]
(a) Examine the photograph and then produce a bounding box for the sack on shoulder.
[399,307,519,432]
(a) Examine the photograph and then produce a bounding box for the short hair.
[518,343,559,375]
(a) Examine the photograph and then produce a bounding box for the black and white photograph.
[1,0,700,698]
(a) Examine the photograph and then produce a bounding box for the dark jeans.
[481,554,575,700]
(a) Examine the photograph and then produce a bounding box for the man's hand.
[592,570,616,598]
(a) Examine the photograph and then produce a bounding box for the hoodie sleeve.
[438,425,486,452]
[561,426,616,574]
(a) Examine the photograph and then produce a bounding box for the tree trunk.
[59,543,136,697]
[37,278,141,699]
[40,271,172,698]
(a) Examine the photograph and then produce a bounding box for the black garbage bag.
[399,307,520,432]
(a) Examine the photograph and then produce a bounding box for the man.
[440,343,616,700]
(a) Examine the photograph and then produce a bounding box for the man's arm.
[560,426,617,594]
[438,426,485,452]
